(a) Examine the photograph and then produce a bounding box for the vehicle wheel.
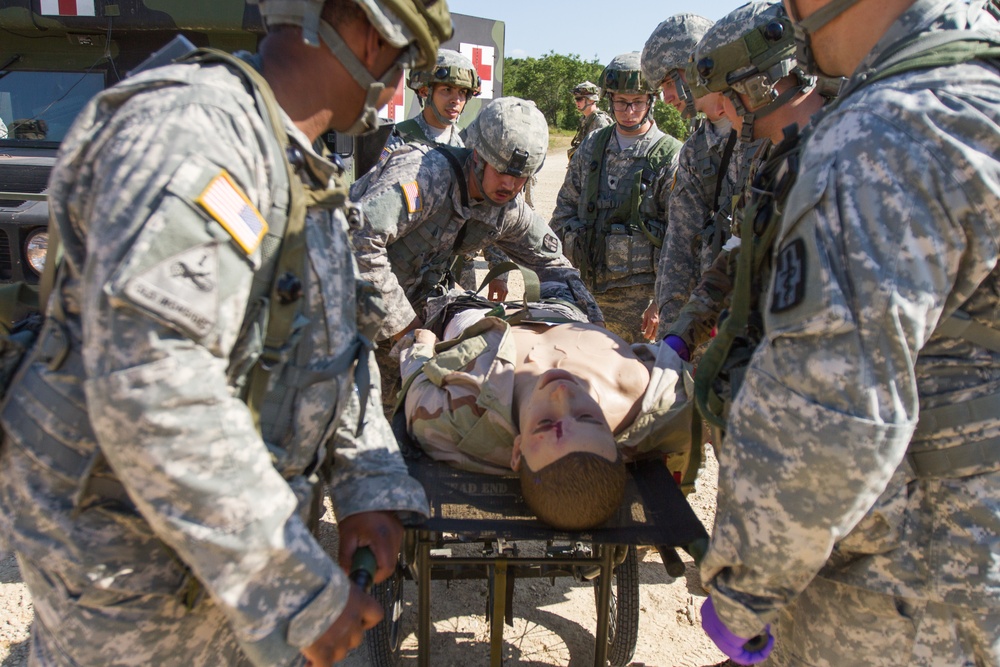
[593,545,639,667]
[364,568,405,667]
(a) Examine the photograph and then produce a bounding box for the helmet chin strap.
[729,82,806,142]
[616,94,655,132]
[669,71,696,120]
[318,20,396,136]
[787,0,864,76]
[428,91,460,126]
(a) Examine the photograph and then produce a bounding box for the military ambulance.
[0,0,503,287]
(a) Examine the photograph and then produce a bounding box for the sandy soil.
[0,135,728,667]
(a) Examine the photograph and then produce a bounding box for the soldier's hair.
[519,451,628,531]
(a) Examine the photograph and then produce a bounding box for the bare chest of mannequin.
[509,322,650,432]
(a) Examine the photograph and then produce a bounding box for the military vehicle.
[0,1,503,286]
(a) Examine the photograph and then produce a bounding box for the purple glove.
[664,335,690,362]
[701,597,774,665]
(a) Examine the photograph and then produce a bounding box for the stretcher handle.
[350,546,377,594]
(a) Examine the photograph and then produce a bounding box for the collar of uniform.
[854,0,957,78]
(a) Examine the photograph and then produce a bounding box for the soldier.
[379,48,480,158]
[698,0,1000,665]
[349,96,601,407]
[0,0,451,665]
[638,13,742,345]
[551,52,682,344]
[567,80,613,160]
[661,2,826,373]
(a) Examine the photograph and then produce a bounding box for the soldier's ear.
[511,436,522,471]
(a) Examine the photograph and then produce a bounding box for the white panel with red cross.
[459,43,495,99]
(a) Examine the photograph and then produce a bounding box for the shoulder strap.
[431,144,471,209]
[840,30,1000,100]
[393,118,428,145]
[581,125,617,222]
[180,49,310,430]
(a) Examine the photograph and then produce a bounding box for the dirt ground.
[0,135,728,667]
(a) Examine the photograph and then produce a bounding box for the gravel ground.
[0,134,727,667]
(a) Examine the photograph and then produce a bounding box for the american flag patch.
[378,145,392,164]
[401,181,421,213]
[196,171,268,255]
[40,0,96,16]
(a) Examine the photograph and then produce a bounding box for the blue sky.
[447,0,745,65]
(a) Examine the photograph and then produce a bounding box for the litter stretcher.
[358,415,710,667]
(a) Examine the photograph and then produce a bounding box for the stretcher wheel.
[364,567,405,667]
[593,545,639,667]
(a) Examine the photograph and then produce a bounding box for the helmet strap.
[427,89,460,126]
[318,19,396,135]
[669,71,697,120]
[788,0,864,75]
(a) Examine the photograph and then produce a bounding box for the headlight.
[25,229,48,276]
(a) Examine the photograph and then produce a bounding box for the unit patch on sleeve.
[771,237,806,313]
[123,244,220,338]
[542,233,559,253]
[401,181,422,213]
[196,171,268,255]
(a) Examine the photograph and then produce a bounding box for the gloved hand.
[664,334,690,362]
[701,597,774,665]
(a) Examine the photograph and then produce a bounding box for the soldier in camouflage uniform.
[350,95,601,343]
[659,2,826,370]
[551,52,682,344]
[567,81,613,160]
[698,0,1000,665]
[640,14,751,347]
[379,48,479,159]
[0,1,451,665]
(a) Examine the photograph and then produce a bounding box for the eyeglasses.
[611,99,650,112]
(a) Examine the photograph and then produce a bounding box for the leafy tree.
[504,53,689,141]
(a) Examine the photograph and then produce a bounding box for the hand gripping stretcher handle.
[350,546,377,594]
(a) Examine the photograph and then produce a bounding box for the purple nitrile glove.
[701,596,774,665]
[664,334,690,362]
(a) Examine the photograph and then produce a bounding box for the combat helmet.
[409,49,482,95]
[465,97,548,203]
[599,52,657,131]
[252,0,453,135]
[688,1,810,141]
[641,14,714,119]
[571,81,600,101]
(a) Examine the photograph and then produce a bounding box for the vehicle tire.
[364,568,405,667]
[593,545,639,667]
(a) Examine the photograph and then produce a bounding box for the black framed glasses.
[611,99,650,112]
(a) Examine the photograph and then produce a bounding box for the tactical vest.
[392,117,431,146]
[694,27,1000,480]
[571,125,681,292]
[569,109,612,159]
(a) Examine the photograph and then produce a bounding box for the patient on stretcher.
[398,296,694,531]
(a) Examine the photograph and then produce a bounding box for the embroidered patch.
[196,171,268,255]
[771,238,806,313]
[401,181,422,213]
[123,244,220,338]
[542,233,559,253]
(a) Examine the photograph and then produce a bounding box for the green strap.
[474,261,540,303]
[393,118,429,145]
[934,310,1000,354]
[183,49,317,433]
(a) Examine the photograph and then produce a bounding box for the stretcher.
[361,416,710,667]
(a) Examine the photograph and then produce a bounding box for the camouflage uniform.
[0,56,428,666]
[350,136,600,342]
[382,110,464,157]
[400,315,694,480]
[551,124,680,343]
[701,2,1000,664]
[569,107,613,160]
[655,118,744,334]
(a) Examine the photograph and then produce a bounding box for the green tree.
[504,53,689,141]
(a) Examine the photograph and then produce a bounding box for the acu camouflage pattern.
[0,58,428,666]
[349,141,600,340]
[550,123,680,297]
[641,14,715,87]
[568,107,613,160]
[702,2,1000,663]
[380,111,465,164]
[661,136,770,350]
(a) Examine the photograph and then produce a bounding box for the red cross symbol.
[470,47,492,83]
